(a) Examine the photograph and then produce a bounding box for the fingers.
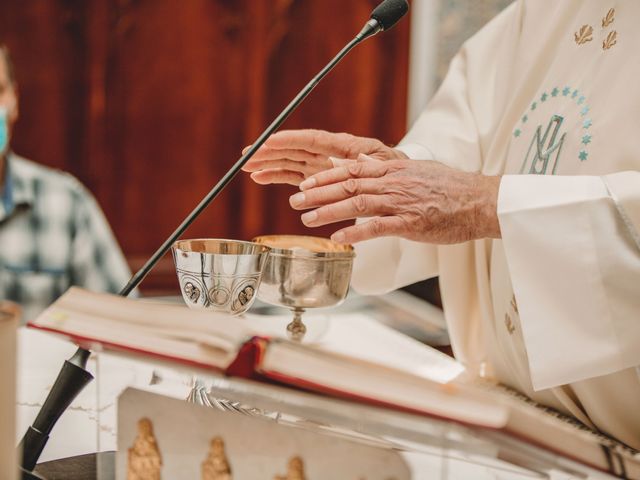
[243,158,311,176]
[329,157,356,168]
[242,148,324,171]
[249,169,305,186]
[299,159,390,191]
[289,178,386,210]
[299,194,393,227]
[330,153,380,168]
[331,217,407,244]
[245,129,384,159]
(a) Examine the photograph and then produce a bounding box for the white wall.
[406,0,441,127]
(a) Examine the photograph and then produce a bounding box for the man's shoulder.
[11,155,91,198]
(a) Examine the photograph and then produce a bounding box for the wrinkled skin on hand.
[288,156,502,245]
[242,129,406,186]
[243,128,501,245]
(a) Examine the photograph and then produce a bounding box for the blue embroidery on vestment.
[512,85,594,170]
[520,115,566,175]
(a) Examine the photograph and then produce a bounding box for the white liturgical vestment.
[352,0,640,449]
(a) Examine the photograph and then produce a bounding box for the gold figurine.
[127,418,162,480]
[274,456,306,480]
[202,437,233,480]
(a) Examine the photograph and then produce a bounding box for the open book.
[30,287,639,479]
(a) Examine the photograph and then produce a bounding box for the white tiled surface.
[16,329,138,462]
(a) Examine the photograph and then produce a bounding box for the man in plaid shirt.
[0,45,131,322]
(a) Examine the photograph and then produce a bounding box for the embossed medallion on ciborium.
[172,239,271,316]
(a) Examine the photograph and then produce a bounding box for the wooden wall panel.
[1,0,410,294]
[0,0,87,173]
[257,0,410,237]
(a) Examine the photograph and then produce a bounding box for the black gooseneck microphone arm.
[117,18,382,299]
[18,0,408,475]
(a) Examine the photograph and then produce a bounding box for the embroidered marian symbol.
[520,115,566,175]
[513,86,593,171]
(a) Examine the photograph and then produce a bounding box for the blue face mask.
[0,108,8,154]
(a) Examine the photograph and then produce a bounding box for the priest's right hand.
[242,129,406,186]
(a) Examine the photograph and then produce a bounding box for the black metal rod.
[19,31,371,474]
[118,34,363,297]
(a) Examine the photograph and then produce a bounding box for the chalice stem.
[287,308,307,342]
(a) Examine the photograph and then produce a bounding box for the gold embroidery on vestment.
[603,30,618,50]
[574,25,593,45]
[574,8,618,50]
[602,8,615,28]
[505,313,516,335]
[510,295,518,314]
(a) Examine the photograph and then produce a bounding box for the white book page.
[242,311,464,384]
[35,287,251,346]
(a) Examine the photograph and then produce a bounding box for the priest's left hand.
[289,155,502,244]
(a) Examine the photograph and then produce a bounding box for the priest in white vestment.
[244,0,640,450]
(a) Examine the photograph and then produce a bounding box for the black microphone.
[359,0,410,40]
[18,0,409,474]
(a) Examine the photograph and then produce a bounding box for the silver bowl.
[252,235,355,340]
[172,239,270,315]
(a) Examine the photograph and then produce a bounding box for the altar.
[16,293,626,479]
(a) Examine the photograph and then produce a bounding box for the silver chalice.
[172,239,271,315]
[252,235,355,341]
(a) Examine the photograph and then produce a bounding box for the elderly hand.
[242,129,406,186]
[288,156,502,244]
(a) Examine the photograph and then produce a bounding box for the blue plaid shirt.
[0,153,132,322]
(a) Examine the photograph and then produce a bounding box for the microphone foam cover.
[371,0,409,31]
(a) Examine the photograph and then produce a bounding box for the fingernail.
[301,210,318,225]
[332,231,346,243]
[242,146,250,154]
[358,153,374,162]
[250,172,265,185]
[300,177,316,191]
[289,192,305,207]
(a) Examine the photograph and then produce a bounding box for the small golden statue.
[127,418,162,480]
[202,436,233,480]
[274,456,306,480]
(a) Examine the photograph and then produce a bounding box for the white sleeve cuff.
[498,174,640,390]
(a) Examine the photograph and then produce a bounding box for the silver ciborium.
[252,235,355,341]
[172,239,270,315]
